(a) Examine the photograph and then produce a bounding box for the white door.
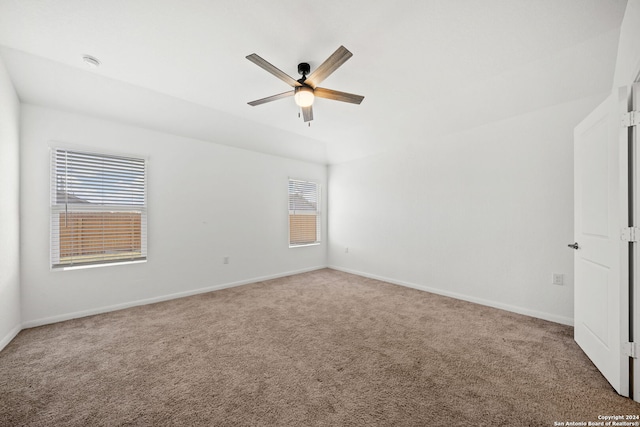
[573,86,631,397]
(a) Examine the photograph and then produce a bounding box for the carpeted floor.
[1,268,638,426]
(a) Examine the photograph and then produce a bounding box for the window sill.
[51,259,147,272]
[289,242,321,249]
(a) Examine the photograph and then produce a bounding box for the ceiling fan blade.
[314,87,364,104]
[247,90,294,106]
[301,105,313,122]
[304,46,353,88]
[246,54,302,87]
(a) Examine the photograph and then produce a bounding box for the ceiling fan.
[246,46,364,124]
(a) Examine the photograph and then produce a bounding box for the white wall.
[0,55,21,349]
[328,94,607,325]
[614,0,640,87]
[20,104,327,326]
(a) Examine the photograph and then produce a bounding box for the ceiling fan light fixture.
[294,86,314,107]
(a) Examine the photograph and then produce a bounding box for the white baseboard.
[21,265,328,329]
[0,324,22,352]
[328,265,574,326]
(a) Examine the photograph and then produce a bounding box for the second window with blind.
[288,178,321,247]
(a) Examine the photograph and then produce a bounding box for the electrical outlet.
[223,256,229,264]
[552,273,564,286]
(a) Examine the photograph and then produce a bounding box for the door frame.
[631,82,640,402]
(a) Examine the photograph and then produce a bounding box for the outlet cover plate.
[552,273,564,286]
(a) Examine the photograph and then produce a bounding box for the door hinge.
[622,111,640,127]
[624,342,640,358]
[621,227,640,242]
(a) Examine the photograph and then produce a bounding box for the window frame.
[50,147,148,270]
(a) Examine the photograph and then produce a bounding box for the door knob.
[568,242,580,250]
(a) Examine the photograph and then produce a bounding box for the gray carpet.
[1,268,638,426]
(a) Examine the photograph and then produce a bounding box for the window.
[51,148,147,268]
[288,178,320,246]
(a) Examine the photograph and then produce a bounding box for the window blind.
[51,148,147,268]
[288,179,320,246]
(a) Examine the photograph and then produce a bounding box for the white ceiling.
[0,0,628,164]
